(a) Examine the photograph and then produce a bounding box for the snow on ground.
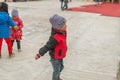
[0,0,120,80]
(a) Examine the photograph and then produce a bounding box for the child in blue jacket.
[0,2,18,58]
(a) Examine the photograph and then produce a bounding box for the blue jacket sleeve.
[7,16,16,27]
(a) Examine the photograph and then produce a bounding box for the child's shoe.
[57,76,62,80]
[18,49,21,52]
[59,78,62,80]
[9,53,15,58]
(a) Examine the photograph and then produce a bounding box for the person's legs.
[58,59,64,80]
[61,1,64,10]
[0,38,3,56]
[50,58,62,80]
[60,59,64,72]
[11,40,14,47]
[16,40,21,52]
[4,38,12,55]
[63,1,68,10]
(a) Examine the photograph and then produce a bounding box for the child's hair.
[0,2,8,13]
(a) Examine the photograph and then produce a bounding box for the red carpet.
[68,3,120,17]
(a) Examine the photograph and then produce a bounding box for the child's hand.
[35,53,41,60]
[14,26,19,31]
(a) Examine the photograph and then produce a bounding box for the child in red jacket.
[10,9,23,52]
[35,14,67,80]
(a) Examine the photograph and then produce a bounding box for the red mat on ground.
[68,3,120,17]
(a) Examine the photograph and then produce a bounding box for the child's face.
[59,24,67,32]
[12,16,17,19]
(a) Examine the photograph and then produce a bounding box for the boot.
[57,75,62,80]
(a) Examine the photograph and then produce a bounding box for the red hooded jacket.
[53,32,67,59]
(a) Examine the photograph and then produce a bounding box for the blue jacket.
[0,12,16,38]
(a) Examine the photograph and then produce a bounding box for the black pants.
[11,40,21,50]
